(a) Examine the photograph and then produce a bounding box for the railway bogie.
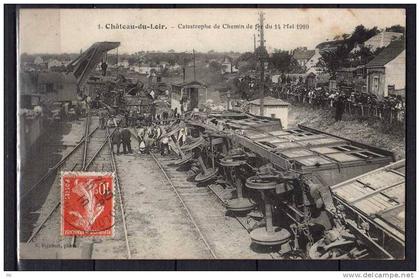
[21,109,405,260]
[164,111,404,259]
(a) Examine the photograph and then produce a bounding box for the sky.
[19,8,406,54]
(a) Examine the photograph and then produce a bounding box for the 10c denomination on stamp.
[61,172,114,237]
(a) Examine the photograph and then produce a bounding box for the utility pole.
[253,34,256,51]
[193,49,196,81]
[257,11,266,117]
[116,47,119,66]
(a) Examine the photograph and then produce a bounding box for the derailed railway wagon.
[164,111,404,259]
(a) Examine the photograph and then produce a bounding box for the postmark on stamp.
[61,172,114,237]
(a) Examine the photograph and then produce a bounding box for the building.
[365,39,405,99]
[248,96,290,128]
[364,31,403,52]
[171,81,208,113]
[336,67,358,84]
[158,61,170,69]
[117,60,130,68]
[221,56,238,74]
[138,63,160,75]
[168,63,182,71]
[305,48,322,69]
[292,47,315,68]
[47,59,63,69]
[34,56,44,65]
[37,72,78,102]
[336,66,367,93]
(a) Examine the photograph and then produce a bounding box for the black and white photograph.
[6,5,414,267]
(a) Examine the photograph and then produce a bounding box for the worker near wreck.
[121,127,133,154]
[334,94,346,121]
[112,127,122,155]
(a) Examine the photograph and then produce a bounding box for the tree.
[237,52,257,63]
[270,50,293,72]
[209,61,222,72]
[386,25,405,34]
[236,52,258,72]
[348,25,380,49]
[319,25,380,74]
[319,45,350,77]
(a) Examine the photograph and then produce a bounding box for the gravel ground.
[116,153,212,259]
[288,104,406,160]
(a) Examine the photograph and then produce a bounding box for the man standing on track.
[121,127,133,154]
[112,127,122,155]
[136,125,145,152]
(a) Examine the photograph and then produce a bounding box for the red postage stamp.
[61,172,114,237]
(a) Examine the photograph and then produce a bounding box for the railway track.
[150,151,274,259]
[24,114,132,259]
[150,152,218,259]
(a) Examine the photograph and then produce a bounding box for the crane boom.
[66,41,120,93]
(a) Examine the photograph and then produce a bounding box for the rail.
[150,152,218,259]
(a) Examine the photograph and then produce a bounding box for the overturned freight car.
[165,111,402,259]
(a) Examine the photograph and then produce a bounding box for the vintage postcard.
[16,7,408,261]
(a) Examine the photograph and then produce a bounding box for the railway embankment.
[288,104,405,160]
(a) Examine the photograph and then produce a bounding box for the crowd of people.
[264,84,405,123]
[274,84,405,123]
[98,107,186,157]
[234,74,405,124]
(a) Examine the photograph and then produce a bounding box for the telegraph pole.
[193,49,196,81]
[258,11,266,117]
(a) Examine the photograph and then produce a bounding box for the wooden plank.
[331,160,405,190]
[310,147,338,154]
[269,130,290,136]
[326,153,361,162]
[295,156,333,167]
[350,181,404,204]
[389,169,405,177]
[355,200,387,215]
[358,171,403,190]
[282,149,314,158]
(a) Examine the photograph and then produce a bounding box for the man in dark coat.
[121,128,132,154]
[112,128,122,155]
[334,95,345,121]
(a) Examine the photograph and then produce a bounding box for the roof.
[293,49,315,60]
[366,39,405,68]
[249,96,290,106]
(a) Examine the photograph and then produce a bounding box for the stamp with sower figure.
[61,172,114,237]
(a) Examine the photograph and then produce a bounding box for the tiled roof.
[366,39,405,68]
[293,49,315,60]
